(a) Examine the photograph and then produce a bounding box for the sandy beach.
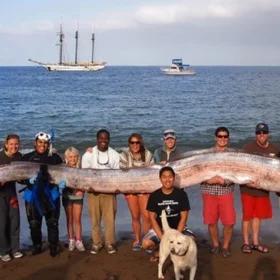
[1,233,279,280]
[1,190,280,280]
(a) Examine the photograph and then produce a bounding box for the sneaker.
[13,251,23,259]
[49,245,59,257]
[145,248,153,254]
[90,244,103,255]
[32,245,42,255]
[106,244,117,255]
[68,239,75,251]
[132,242,142,252]
[75,240,85,252]
[0,254,12,262]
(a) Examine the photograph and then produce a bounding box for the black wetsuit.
[0,150,22,255]
[22,151,62,254]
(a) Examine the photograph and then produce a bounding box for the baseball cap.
[255,123,269,134]
[163,129,176,140]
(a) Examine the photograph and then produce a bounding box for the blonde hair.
[64,146,81,168]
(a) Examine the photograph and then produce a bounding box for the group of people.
[0,122,278,264]
[200,123,279,258]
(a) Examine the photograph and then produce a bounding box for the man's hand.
[246,180,260,188]
[205,176,225,185]
[58,180,66,190]
[29,176,37,184]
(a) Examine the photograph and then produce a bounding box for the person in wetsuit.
[0,134,23,262]
[22,132,63,257]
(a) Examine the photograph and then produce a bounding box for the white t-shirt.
[81,146,120,170]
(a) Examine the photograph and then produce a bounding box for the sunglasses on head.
[164,132,175,137]
[129,141,140,145]
[217,135,229,139]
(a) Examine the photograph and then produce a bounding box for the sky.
[1,0,280,66]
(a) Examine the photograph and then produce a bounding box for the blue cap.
[255,123,269,134]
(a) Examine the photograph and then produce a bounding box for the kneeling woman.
[63,147,85,252]
[119,133,154,251]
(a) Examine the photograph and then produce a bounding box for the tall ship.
[29,25,106,71]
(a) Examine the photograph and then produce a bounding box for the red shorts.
[241,193,272,221]
[202,193,236,225]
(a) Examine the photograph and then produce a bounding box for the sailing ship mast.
[75,30,79,65]
[91,33,95,63]
[58,25,64,65]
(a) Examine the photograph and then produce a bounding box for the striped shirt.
[119,148,154,168]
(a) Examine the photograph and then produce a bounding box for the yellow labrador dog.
[158,210,197,280]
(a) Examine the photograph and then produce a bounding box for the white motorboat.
[161,59,196,76]
[29,25,106,72]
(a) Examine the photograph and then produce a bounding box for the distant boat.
[161,59,196,76]
[29,25,106,72]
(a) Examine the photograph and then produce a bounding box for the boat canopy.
[172,58,189,67]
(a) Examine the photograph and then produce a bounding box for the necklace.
[97,150,109,166]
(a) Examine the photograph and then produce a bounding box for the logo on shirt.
[165,205,172,215]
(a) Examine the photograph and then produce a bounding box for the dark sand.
[1,235,279,280]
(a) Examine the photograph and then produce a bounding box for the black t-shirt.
[147,187,190,229]
[0,150,22,197]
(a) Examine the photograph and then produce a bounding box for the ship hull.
[44,63,106,72]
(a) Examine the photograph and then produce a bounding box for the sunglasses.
[217,135,229,139]
[256,131,268,135]
[164,132,175,137]
[129,141,140,145]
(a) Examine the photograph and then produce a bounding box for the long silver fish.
[0,150,279,193]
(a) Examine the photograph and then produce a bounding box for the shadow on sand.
[249,256,279,280]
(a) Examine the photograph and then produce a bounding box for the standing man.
[82,129,120,254]
[240,123,279,254]
[154,129,182,164]
[201,127,235,257]
[22,132,63,257]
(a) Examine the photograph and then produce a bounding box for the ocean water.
[1,66,280,244]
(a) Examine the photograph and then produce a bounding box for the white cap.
[35,131,53,156]
[163,129,176,140]
[35,131,51,142]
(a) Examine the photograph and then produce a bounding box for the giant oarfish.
[0,150,279,193]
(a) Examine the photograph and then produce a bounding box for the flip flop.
[251,244,269,253]
[221,248,231,258]
[241,244,252,254]
[210,246,220,255]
